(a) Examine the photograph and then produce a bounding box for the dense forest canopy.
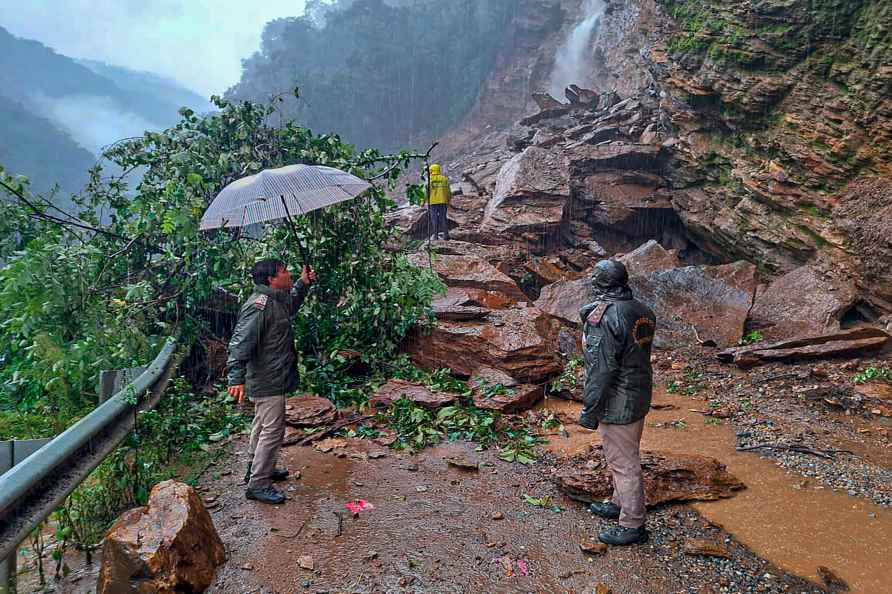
[227,0,519,152]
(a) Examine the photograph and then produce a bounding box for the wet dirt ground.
[202,437,821,594]
[543,393,892,594]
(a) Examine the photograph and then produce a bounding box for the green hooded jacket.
[579,260,656,427]
[227,281,309,399]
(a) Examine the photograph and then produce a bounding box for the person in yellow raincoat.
[427,163,452,241]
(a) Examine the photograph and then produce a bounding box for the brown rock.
[854,382,892,403]
[97,480,225,594]
[556,449,745,506]
[445,453,481,471]
[298,555,315,571]
[532,92,564,110]
[619,240,681,276]
[629,261,758,348]
[683,538,732,559]
[369,379,457,409]
[285,395,338,428]
[568,143,664,174]
[579,541,608,555]
[717,327,890,368]
[481,147,570,240]
[817,566,849,591]
[406,305,562,384]
[473,383,544,413]
[408,253,526,301]
[749,265,859,340]
[534,277,590,326]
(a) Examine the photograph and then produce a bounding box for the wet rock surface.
[717,327,890,368]
[556,447,745,506]
[471,382,544,413]
[284,395,338,428]
[368,379,457,410]
[97,480,225,594]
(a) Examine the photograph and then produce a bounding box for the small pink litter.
[517,559,529,576]
[346,499,374,515]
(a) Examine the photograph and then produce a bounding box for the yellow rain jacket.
[427,164,451,205]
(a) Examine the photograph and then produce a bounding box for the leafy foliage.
[853,366,892,384]
[0,95,442,436]
[738,330,764,346]
[379,398,499,450]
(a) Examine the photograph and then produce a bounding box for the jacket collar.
[592,285,634,302]
[254,283,291,303]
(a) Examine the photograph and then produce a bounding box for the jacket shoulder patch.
[587,302,610,326]
[253,294,268,310]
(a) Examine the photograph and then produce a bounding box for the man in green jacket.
[579,259,656,545]
[228,258,315,504]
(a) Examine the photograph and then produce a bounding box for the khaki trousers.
[247,395,286,490]
[600,417,647,528]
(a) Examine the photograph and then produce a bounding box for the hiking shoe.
[598,525,649,546]
[588,501,621,519]
[245,486,286,505]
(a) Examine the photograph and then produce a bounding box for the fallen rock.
[717,327,890,368]
[568,143,664,174]
[312,437,389,460]
[579,541,608,556]
[749,265,859,340]
[853,381,892,403]
[408,253,526,301]
[431,290,490,321]
[298,555,315,571]
[481,146,570,240]
[406,305,562,384]
[683,538,732,559]
[534,277,590,326]
[618,240,681,276]
[285,395,338,428]
[97,480,225,594]
[444,453,481,471]
[532,92,564,110]
[472,383,544,413]
[817,565,849,591]
[556,449,745,506]
[629,261,758,348]
[369,379,457,409]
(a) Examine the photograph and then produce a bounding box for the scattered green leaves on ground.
[853,367,892,384]
[523,494,562,513]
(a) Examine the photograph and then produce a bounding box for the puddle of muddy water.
[540,392,892,593]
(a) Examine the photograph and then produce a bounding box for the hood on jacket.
[429,163,442,176]
[590,259,632,301]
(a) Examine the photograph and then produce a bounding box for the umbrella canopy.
[200,164,371,231]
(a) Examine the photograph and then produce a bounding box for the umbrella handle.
[280,195,311,268]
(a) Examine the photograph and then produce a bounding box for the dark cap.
[590,259,629,291]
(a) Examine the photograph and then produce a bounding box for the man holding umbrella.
[227,259,315,504]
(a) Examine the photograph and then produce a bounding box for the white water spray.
[548,0,606,100]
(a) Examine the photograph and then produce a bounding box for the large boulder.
[556,449,745,506]
[629,261,758,348]
[619,240,682,276]
[285,395,338,428]
[406,305,562,384]
[481,146,570,239]
[717,327,890,368]
[369,379,457,409]
[97,480,225,594]
[567,143,664,175]
[408,253,526,301]
[749,265,859,340]
[534,277,590,326]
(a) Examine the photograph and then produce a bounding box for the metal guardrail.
[0,337,179,567]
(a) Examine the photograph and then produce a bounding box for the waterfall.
[548,0,606,99]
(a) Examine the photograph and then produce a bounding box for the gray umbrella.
[199,164,371,231]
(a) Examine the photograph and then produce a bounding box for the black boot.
[245,485,286,505]
[588,501,620,519]
[598,525,649,546]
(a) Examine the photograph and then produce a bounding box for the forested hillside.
[227,0,519,151]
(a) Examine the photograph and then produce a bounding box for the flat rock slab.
[285,395,338,428]
[717,327,890,368]
[472,383,544,413]
[629,261,757,348]
[535,277,590,326]
[555,449,745,506]
[97,480,225,594]
[312,437,389,460]
[406,305,562,384]
[369,379,457,409]
[408,253,526,301]
[619,240,682,276]
[684,538,732,559]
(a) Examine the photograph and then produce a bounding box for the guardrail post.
[1,439,51,594]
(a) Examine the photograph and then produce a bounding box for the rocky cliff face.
[438,0,892,329]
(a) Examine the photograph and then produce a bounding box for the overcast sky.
[0,0,309,97]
